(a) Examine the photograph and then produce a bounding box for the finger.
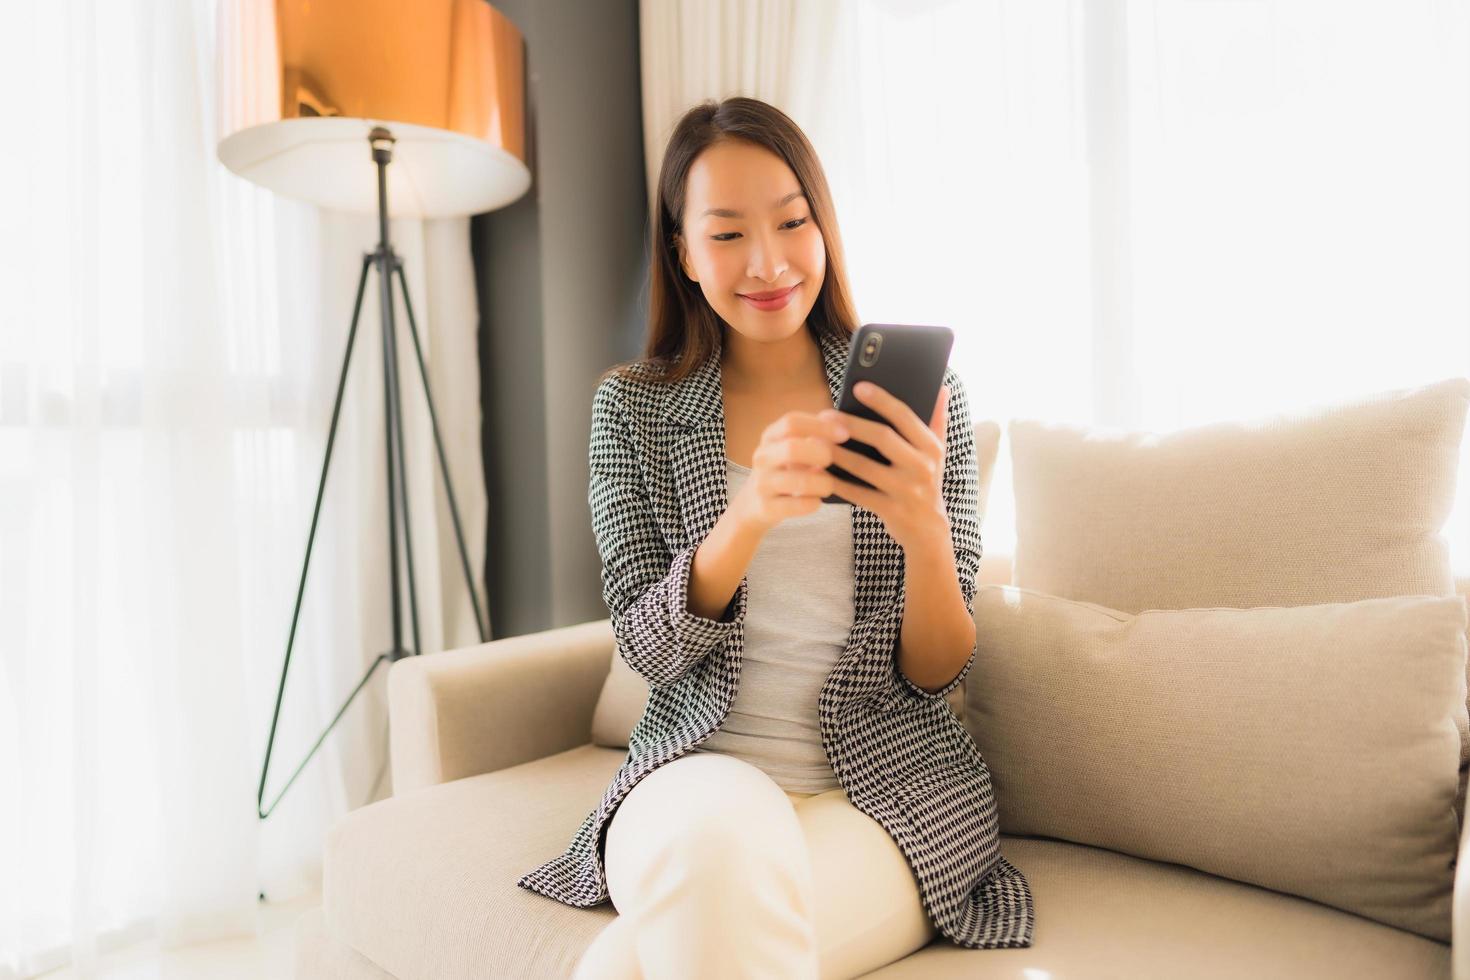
[828,474,881,513]
[821,407,928,472]
[779,412,851,448]
[852,381,945,457]
[829,445,901,496]
[762,435,841,472]
[769,467,835,499]
[930,385,949,440]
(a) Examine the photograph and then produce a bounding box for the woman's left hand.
[821,381,952,555]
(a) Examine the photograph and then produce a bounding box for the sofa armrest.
[387,618,615,795]
[1454,793,1470,980]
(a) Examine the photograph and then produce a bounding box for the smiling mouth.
[739,284,799,301]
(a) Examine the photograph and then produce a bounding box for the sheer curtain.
[640,0,1470,569]
[637,0,839,209]
[0,0,488,975]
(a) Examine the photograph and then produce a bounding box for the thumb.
[930,385,949,439]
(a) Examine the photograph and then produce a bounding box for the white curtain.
[638,0,840,210]
[640,0,1470,570]
[0,0,489,975]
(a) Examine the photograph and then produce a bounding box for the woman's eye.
[711,217,809,242]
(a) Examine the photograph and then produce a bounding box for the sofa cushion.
[324,744,624,980]
[1007,376,1467,612]
[591,650,651,748]
[320,742,1451,979]
[1006,376,1470,794]
[295,906,396,979]
[860,835,1450,979]
[963,584,1467,942]
[591,420,1003,748]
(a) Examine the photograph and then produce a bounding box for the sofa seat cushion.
[860,835,1450,979]
[323,743,1450,980]
[324,744,625,980]
[295,905,397,979]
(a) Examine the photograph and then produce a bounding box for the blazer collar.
[664,328,903,624]
[661,327,851,431]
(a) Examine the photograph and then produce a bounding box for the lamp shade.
[217,0,531,218]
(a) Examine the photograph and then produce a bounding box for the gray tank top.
[690,458,856,793]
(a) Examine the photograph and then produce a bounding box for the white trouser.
[571,751,936,980]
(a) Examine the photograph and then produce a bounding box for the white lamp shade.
[215,0,532,218]
[218,117,530,218]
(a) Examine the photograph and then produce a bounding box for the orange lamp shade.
[217,0,532,218]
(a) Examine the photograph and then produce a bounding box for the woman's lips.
[738,283,798,312]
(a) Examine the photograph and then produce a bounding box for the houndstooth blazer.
[516,326,1035,949]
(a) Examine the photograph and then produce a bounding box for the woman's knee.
[665,756,798,848]
[672,800,800,872]
[607,754,808,892]
[627,753,790,825]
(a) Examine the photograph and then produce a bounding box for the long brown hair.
[600,96,861,387]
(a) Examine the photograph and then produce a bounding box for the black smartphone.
[822,323,956,505]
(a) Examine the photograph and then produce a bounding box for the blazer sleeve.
[588,376,747,689]
[889,367,984,703]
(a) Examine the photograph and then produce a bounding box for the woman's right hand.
[730,411,851,534]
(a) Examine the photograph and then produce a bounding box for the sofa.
[295,376,1470,979]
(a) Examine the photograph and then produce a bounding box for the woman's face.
[677,140,826,343]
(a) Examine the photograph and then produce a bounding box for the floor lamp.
[215,0,532,821]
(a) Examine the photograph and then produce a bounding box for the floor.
[34,889,319,980]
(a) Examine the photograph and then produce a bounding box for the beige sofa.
[293,561,1470,980]
[296,377,1470,979]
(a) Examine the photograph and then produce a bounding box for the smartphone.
[822,323,955,505]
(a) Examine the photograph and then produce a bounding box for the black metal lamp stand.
[257,126,489,820]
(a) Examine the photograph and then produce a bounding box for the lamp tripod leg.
[393,258,490,643]
[376,244,412,661]
[380,249,423,662]
[258,252,384,821]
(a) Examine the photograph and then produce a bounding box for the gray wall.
[473,0,649,638]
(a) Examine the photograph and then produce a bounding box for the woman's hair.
[600,96,860,387]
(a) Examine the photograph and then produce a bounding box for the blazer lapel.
[662,329,903,626]
[664,349,725,551]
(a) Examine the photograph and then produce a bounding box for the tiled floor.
[34,889,319,980]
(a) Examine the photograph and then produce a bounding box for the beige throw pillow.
[963,584,1468,942]
[1007,376,1470,818]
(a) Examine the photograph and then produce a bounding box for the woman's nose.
[747,240,788,281]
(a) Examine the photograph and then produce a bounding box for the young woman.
[517,96,1034,978]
